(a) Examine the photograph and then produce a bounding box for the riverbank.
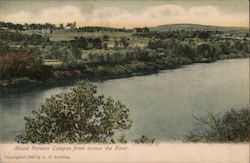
[0,54,249,96]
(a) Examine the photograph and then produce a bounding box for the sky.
[0,0,249,28]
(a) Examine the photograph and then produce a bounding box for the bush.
[16,81,132,143]
[135,135,156,144]
[0,41,9,54]
[185,107,250,142]
[0,51,51,80]
[42,45,81,64]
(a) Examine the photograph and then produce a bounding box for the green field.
[49,31,133,41]
[22,30,133,41]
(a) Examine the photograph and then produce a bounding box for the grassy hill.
[150,24,248,32]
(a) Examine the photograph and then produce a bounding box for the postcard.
[0,0,249,162]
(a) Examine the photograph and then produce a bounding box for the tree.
[79,37,89,49]
[114,40,119,49]
[60,46,81,64]
[0,51,51,80]
[42,44,61,59]
[103,35,109,41]
[233,40,243,52]
[16,81,132,143]
[93,38,103,49]
[135,135,155,144]
[197,31,210,40]
[185,107,250,143]
[103,42,108,50]
[197,43,217,62]
[27,47,42,60]
[181,44,196,61]
[120,37,129,48]
[0,41,9,54]
[59,24,64,29]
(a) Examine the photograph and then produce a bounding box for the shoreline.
[0,56,249,96]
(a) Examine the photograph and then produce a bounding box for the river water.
[0,58,249,142]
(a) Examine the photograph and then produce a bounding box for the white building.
[41,27,52,34]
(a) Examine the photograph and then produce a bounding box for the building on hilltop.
[65,21,77,30]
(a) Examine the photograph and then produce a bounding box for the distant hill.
[150,24,248,32]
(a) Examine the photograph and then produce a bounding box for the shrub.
[0,41,9,54]
[185,107,250,142]
[135,135,156,144]
[0,51,51,80]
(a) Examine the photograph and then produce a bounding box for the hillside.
[150,24,248,32]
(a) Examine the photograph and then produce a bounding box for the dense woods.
[0,31,50,45]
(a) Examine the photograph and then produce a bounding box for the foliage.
[185,107,250,143]
[70,37,89,49]
[92,38,103,49]
[0,31,50,45]
[0,21,24,30]
[197,43,219,61]
[25,47,43,59]
[42,44,81,63]
[135,135,156,144]
[0,21,57,30]
[0,51,51,80]
[103,35,109,41]
[59,24,64,29]
[87,48,152,64]
[120,37,129,48]
[16,81,132,143]
[69,37,105,50]
[0,21,132,32]
[77,26,130,32]
[1,21,249,86]
[147,39,248,62]
[0,41,9,54]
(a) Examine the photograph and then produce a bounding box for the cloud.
[86,7,131,26]
[188,6,220,17]
[2,6,84,24]
[1,4,248,28]
[143,4,185,18]
[3,11,32,23]
[39,6,83,23]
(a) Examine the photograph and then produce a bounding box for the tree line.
[0,31,50,45]
[135,30,220,40]
[77,26,130,32]
[147,38,249,62]
[0,21,131,32]
[0,21,57,30]
[88,48,151,64]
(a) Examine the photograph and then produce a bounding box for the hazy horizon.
[0,0,248,28]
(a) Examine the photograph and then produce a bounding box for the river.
[0,58,249,142]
